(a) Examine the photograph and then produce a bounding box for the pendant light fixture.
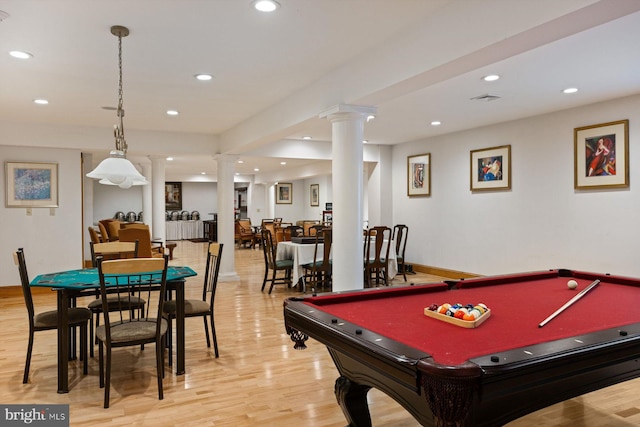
[86,25,147,189]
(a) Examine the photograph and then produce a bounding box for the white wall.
[182,182,218,219]
[393,94,640,277]
[93,181,218,224]
[93,183,143,223]
[1,146,83,286]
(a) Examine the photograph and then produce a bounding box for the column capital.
[319,104,377,120]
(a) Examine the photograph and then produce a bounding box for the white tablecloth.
[165,220,203,240]
[276,240,397,287]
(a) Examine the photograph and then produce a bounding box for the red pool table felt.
[303,271,640,366]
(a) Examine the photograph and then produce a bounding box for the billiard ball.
[567,279,578,290]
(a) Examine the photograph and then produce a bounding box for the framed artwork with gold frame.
[470,145,511,192]
[407,153,431,197]
[574,119,628,190]
[276,182,293,204]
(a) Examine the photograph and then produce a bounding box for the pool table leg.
[335,376,372,427]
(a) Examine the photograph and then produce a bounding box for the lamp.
[86,25,147,189]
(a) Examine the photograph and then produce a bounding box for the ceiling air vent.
[470,94,501,102]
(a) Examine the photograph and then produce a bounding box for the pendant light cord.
[114,31,128,156]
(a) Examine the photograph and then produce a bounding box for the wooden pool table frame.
[283,269,640,426]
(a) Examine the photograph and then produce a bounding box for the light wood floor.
[2,240,639,426]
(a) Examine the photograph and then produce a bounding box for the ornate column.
[216,154,240,281]
[320,104,376,291]
[151,156,166,243]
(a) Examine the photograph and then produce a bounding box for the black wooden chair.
[163,242,223,361]
[14,248,90,384]
[302,228,333,291]
[393,224,409,282]
[261,228,293,294]
[364,226,392,287]
[96,255,169,408]
[88,241,144,357]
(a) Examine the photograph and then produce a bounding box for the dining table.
[30,265,197,393]
[276,239,398,290]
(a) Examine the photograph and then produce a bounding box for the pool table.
[283,269,640,426]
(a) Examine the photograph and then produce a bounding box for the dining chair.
[302,228,333,291]
[364,226,392,287]
[163,242,223,362]
[309,224,325,236]
[235,219,256,248]
[96,255,169,408]
[88,241,144,357]
[260,228,293,294]
[89,226,102,244]
[98,221,110,242]
[118,226,164,258]
[99,219,122,242]
[286,225,304,238]
[392,224,409,282]
[14,248,90,384]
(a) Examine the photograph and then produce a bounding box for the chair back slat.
[90,241,138,266]
[203,242,223,301]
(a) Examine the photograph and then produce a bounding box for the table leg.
[56,290,69,393]
[335,376,372,427]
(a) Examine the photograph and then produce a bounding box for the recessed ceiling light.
[10,50,32,59]
[166,157,174,161]
[362,140,368,144]
[254,168,260,172]
[483,74,500,82]
[563,87,578,94]
[33,99,48,105]
[194,74,213,81]
[201,172,206,175]
[302,136,312,140]
[237,160,244,164]
[431,121,441,126]
[252,0,280,12]
[280,161,286,165]
[166,110,179,116]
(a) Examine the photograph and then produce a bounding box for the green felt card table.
[284,269,640,426]
[31,266,196,393]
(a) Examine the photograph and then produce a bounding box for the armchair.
[235,219,256,248]
[118,226,164,258]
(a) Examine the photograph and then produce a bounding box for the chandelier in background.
[86,25,147,189]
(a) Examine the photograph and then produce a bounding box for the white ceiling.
[2,0,640,180]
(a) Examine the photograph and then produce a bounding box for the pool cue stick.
[538,279,600,328]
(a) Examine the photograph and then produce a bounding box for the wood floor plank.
[1,241,639,426]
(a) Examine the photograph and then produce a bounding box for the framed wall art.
[310,184,319,206]
[165,182,182,210]
[470,145,511,191]
[5,162,59,208]
[574,119,628,190]
[407,153,431,197]
[276,182,292,204]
